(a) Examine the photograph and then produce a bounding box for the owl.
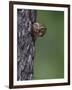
[32,22,47,39]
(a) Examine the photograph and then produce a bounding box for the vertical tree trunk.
[17,9,37,80]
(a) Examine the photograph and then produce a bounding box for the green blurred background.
[33,10,64,80]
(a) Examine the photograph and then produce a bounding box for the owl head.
[32,22,47,38]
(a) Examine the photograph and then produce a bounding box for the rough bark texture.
[17,9,37,81]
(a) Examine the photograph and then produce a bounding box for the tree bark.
[17,9,37,80]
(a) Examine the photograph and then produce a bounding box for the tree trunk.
[17,9,37,80]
